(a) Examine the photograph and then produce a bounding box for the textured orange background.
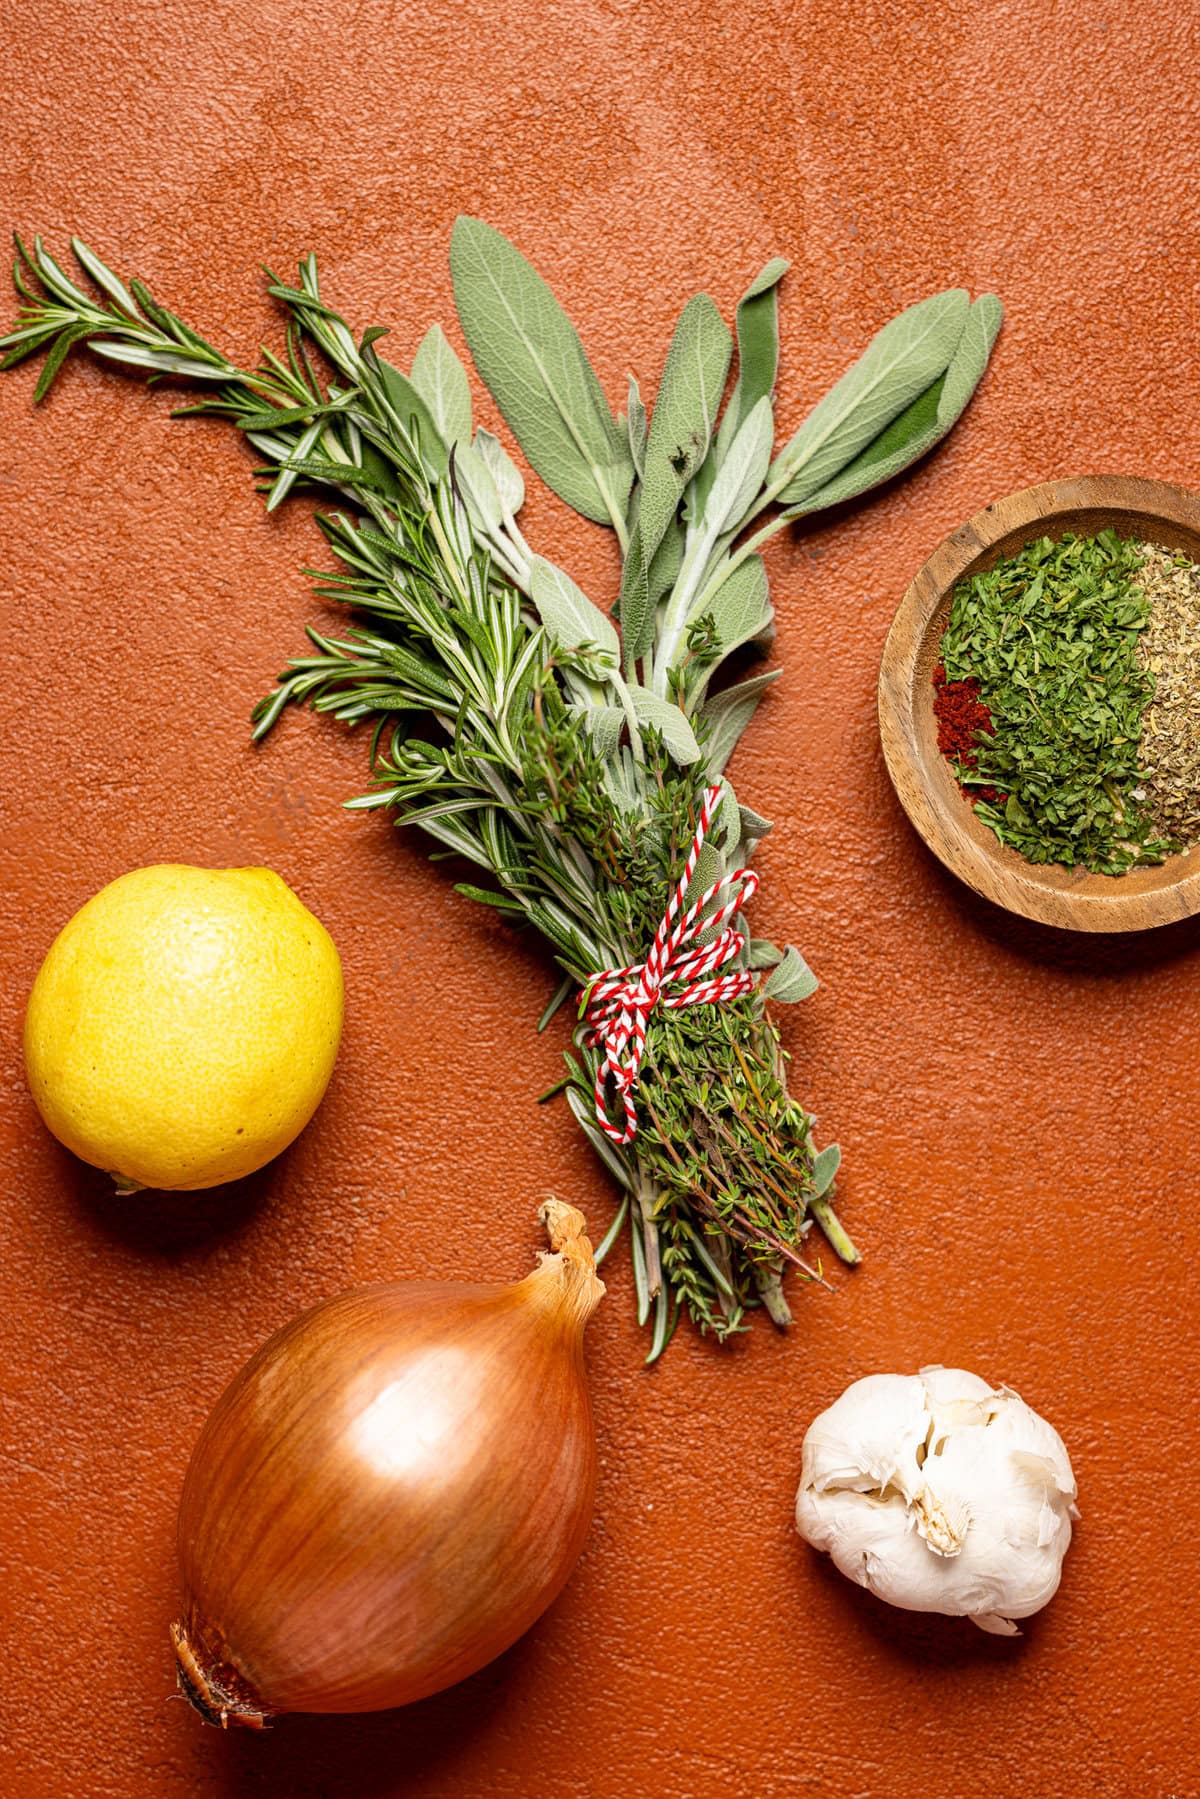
[2,2,1198,1795]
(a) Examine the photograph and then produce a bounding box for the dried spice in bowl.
[931,667,1005,806]
[935,529,1200,876]
[1134,543,1200,845]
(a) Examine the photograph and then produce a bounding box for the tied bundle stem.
[582,785,758,1146]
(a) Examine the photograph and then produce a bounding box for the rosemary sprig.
[1,227,1002,1358]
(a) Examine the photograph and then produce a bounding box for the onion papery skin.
[172,1206,602,1727]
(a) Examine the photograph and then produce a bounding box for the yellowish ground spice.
[1135,541,1200,847]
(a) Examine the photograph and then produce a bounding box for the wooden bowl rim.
[877,474,1200,933]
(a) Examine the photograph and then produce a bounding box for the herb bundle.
[1,225,1001,1356]
[938,531,1175,875]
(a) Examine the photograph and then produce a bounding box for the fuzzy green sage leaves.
[449,216,634,532]
[773,290,1001,510]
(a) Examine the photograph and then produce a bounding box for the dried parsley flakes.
[938,529,1175,876]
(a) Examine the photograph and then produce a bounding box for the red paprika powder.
[932,663,1005,805]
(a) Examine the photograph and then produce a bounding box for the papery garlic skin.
[795,1366,1078,1636]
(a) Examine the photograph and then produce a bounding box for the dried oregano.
[1134,542,1200,845]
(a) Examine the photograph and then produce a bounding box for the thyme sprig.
[2,227,1002,1356]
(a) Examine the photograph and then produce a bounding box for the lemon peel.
[24,865,343,1191]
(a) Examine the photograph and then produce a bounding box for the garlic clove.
[918,1363,995,1406]
[797,1485,980,1612]
[801,1373,931,1504]
[912,1488,971,1557]
[919,1363,1000,1451]
[915,1402,1074,1626]
[994,1390,1078,1502]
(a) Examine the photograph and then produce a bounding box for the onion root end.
[170,1620,272,1731]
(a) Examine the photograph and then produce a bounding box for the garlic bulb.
[795,1365,1078,1635]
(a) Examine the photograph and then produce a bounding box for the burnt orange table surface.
[2,3,1198,1795]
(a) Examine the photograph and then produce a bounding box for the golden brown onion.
[171,1200,603,1727]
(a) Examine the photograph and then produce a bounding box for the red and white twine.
[581,784,759,1145]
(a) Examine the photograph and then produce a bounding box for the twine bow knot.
[581,785,759,1145]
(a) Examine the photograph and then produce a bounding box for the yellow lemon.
[24,865,343,1191]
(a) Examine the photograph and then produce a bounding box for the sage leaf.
[629,685,702,766]
[702,395,775,541]
[763,943,818,1004]
[575,702,625,760]
[713,778,742,850]
[809,1142,841,1194]
[626,373,647,478]
[639,293,732,554]
[619,294,732,663]
[685,839,726,906]
[934,293,1003,431]
[603,752,638,811]
[738,803,773,846]
[374,357,450,475]
[715,256,789,459]
[788,294,1002,515]
[450,215,632,527]
[648,513,686,607]
[474,426,524,514]
[773,288,970,506]
[612,469,679,628]
[688,555,775,704]
[706,554,775,652]
[748,939,783,969]
[701,668,780,775]
[616,532,655,668]
[615,480,662,663]
[451,440,503,535]
[410,322,473,448]
[685,838,733,948]
[528,553,619,665]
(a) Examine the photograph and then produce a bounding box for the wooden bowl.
[878,475,1200,932]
